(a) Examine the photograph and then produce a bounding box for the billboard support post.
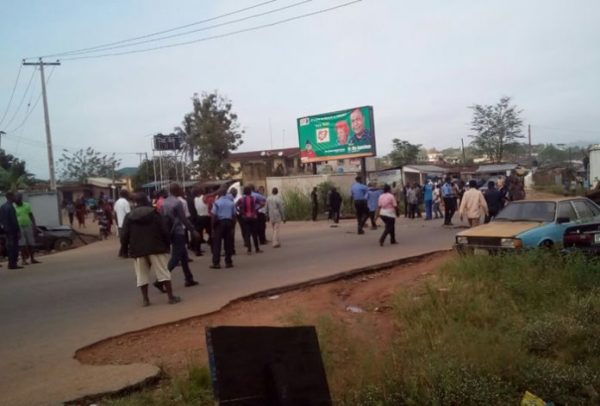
[361,157,367,181]
[312,163,317,175]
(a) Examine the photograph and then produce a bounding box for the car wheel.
[540,240,554,249]
[54,238,73,251]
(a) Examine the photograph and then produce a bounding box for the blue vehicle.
[455,197,600,253]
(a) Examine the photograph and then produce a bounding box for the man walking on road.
[266,187,285,248]
[328,187,342,225]
[211,189,236,269]
[484,181,504,223]
[366,183,382,229]
[310,187,318,221]
[14,193,40,265]
[441,177,457,226]
[161,183,199,287]
[351,176,369,234]
[459,180,489,228]
[114,189,131,258]
[0,192,22,269]
[121,193,180,307]
[255,186,268,244]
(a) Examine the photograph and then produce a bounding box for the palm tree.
[0,166,31,192]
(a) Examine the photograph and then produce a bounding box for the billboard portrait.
[297,106,376,163]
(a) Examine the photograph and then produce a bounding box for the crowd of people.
[117,183,286,306]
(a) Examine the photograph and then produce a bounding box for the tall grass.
[281,188,312,221]
[334,251,600,405]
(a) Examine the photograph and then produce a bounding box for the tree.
[0,149,33,191]
[537,144,568,165]
[58,147,121,182]
[180,92,244,179]
[469,96,524,163]
[387,139,421,167]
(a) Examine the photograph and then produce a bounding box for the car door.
[551,201,580,245]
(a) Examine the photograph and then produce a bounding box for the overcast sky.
[1,0,599,178]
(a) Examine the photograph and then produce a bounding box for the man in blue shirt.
[211,188,236,269]
[441,177,457,226]
[423,181,434,220]
[366,183,382,229]
[350,176,369,234]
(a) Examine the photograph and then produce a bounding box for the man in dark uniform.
[0,192,22,269]
[211,189,236,269]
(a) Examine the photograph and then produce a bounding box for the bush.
[281,188,311,221]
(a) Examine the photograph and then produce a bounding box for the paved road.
[0,217,459,405]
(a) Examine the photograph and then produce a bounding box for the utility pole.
[22,58,60,190]
[461,138,466,164]
[0,130,5,149]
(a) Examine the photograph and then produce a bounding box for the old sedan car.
[563,222,600,255]
[455,197,600,254]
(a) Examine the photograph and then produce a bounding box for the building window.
[338,159,345,165]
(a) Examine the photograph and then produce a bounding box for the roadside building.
[402,164,447,185]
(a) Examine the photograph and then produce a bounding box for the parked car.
[34,225,74,252]
[455,197,600,254]
[563,222,600,255]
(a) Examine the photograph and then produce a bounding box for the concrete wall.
[0,191,61,226]
[266,173,357,197]
[590,145,600,188]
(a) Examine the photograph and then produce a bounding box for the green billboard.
[297,106,376,163]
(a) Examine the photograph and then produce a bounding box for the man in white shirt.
[114,189,131,257]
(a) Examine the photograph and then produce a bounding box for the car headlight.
[501,238,523,249]
[456,236,468,244]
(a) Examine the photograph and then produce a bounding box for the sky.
[0,0,599,178]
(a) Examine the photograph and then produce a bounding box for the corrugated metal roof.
[402,165,447,173]
[476,164,519,173]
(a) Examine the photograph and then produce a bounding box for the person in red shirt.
[236,186,262,254]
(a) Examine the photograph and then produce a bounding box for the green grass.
[335,251,600,405]
[103,365,213,406]
[533,184,587,197]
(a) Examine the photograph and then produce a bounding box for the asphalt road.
[0,217,459,405]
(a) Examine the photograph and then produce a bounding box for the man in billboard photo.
[300,140,317,161]
[335,120,350,145]
[348,108,372,146]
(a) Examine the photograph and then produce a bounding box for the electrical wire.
[2,67,36,129]
[60,0,363,61]
[35,0,278,59]
[0,64,24,127]
[6,67,56,133]
[52,0,311,57]
[531,125,600,135]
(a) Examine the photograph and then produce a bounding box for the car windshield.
[495,201,556,222]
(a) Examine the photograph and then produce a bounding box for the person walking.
[161,183,199,288]
[423,181,433,220]
[75,196,87,228]
[377,184,399,246]
[310,187,318,221]
[432,184,443,219]
[402,184,409,217]
[114,189,131,258]
[65,200,75,227]
[0,192,22,269]
[193,188,212,255]
[210,189,236,269]
[120,193,180,307]
[441,177,457,226]
[14,193,40,265]
[237,186,261,254]
[328,187,342,225]
[366,183,382,229]
[459,180,489,228]
[350,176,369,234]
[406,184,418,219]
[266,187,285,248]
[484,181,504,223]
[255,186,268,244]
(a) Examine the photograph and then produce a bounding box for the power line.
[0,64,24,127]
[35,0,278,59]
[60,0,363,61]
[532,125,600,135]
[2,67,37,129]
[53,0,311,58]
[6,67,56,133]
